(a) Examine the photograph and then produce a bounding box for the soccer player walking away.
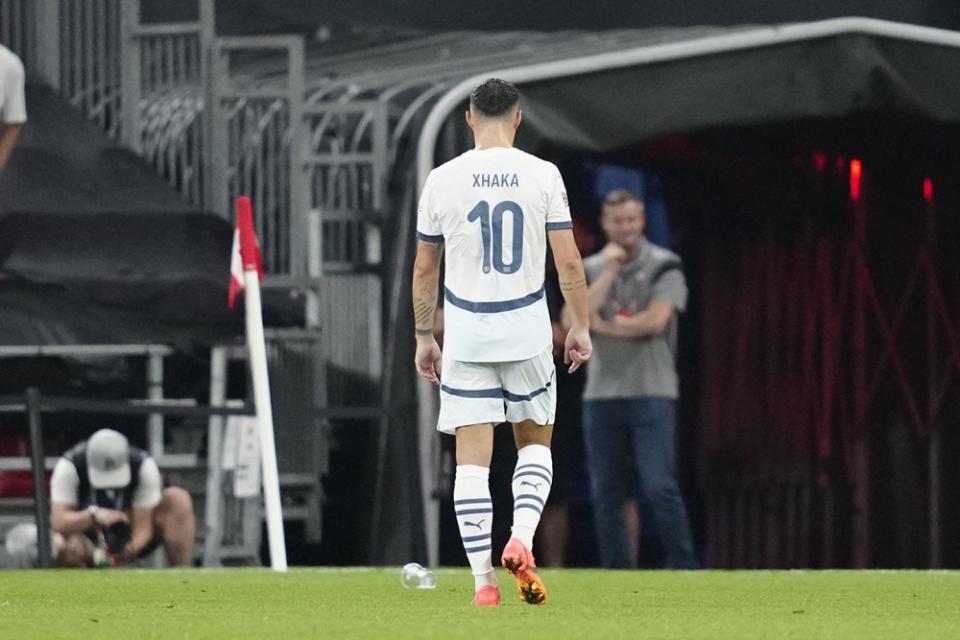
[411,78,591,606]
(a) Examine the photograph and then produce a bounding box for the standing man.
[582,188,698,569]
[412,78,591,606]
[50,429,196,567]
[0,43,26,174]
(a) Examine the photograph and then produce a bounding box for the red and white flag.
[228,196,264,308]
[222,195,286,571]
[228,227,245,308]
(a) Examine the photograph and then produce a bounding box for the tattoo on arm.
[559,277,586,292]
[414,297,437,333]
[412,240,442,335]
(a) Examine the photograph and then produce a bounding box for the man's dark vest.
[62,442,147,512]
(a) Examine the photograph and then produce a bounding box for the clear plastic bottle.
[400,562,437,589]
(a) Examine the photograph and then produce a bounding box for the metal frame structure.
[0,340,323,567]
[209,35,306,274]
[0,387,254,568]
[2,1,332,554]
[0,0,34,70]
[0,344,190,565]
[0,344,175,460]
[1,0,216,205]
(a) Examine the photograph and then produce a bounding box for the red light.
[923,177,933,203]
[849,159,862,202]
[812,152,827,173]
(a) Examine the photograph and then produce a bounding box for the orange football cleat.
[501,537,547,605]
[472,584,501,606]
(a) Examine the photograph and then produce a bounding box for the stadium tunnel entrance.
[407,20,960,569]
[596,116,960,569]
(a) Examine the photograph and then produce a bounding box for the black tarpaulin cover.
[0,85,240,346]
[519,33,960,152]
[0,212,239,346]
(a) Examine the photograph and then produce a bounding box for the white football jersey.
[417,147,571,362]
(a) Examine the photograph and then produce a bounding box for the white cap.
[86,429,131,489]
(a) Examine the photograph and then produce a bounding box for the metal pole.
[208,41,229,218]
[198,0,215,48]
[287,36,307,276]
[33,0,61,90]
[203,346,228,567]
[147,348,165,457]
[305,209,321,329]
[199,0,217,212]
[26,387,52,569]
[119,0,143,153]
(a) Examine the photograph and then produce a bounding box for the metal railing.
[5,1,213,212]
[6,1,393,561]
[124,12,210,204]
[9,0,392,281]
[0,387,254,568]
[60,0,123,137]
[209,35,305,274]
[120,1,213,207]
[0,0,33,68]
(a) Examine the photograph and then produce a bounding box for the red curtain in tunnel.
[699,173,960,488]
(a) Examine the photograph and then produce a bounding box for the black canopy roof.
[518,29,960,152]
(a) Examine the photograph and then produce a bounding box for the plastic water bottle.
[92,531,111,568]
[400,562,437,589]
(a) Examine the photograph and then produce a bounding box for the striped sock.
[511,444,553,549]
[454,465,496,590]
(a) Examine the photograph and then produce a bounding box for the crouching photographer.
[50,429,196,567]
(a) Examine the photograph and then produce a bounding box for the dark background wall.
[144,0,960,33]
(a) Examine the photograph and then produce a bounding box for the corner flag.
[227,195,288,572]
[228,196,264,308]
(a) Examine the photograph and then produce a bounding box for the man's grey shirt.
[582,241,687,401]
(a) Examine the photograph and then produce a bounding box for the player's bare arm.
[593,300,675,338]
[548,228,592,372]
[0,124,22,173]
[412,239,444,384]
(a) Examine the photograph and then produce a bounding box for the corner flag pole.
[234,196,288,572]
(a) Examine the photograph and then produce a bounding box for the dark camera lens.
[103,521,132,553]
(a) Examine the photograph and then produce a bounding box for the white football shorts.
[437,348,556,434]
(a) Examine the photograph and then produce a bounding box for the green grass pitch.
[0,568,957,639]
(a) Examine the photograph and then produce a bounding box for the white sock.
[454,465,497,591]
[511,444,553,549]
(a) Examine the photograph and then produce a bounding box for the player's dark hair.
[470,78,520,117]
[602,188,645,209]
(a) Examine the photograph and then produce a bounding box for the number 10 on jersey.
[467,200,524,274]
